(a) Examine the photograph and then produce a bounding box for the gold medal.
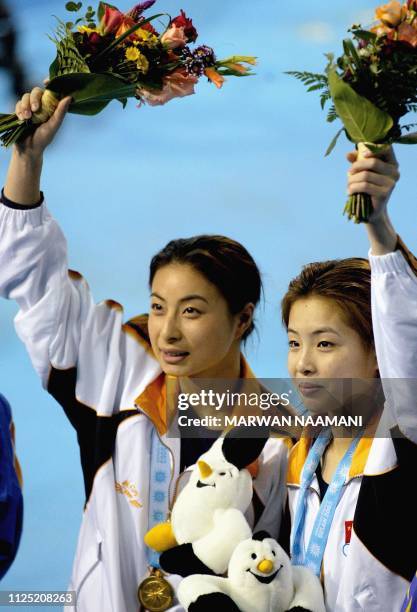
[138,568,174,612]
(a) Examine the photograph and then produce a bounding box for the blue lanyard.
[147,428,171,568]
[291,427,362,576]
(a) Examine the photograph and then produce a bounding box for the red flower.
[84,31,106,54]
[100,5,124,35]
[171,10,198,43]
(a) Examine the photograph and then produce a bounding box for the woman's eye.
[151,303,163,312]
[183,307,200,316]
[288,340,299,349]
[318,341,333,348]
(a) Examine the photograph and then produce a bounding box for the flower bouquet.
[289,0,417,223]
[0,1,255,147]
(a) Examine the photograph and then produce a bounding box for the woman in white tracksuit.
[0,90,290,611]
[279,147,417,611]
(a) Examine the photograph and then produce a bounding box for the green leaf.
[216,69,252,77]
[68,99,110,115]
[325,128,345,156]
[47,72,137,115]
[66,2,82,11]
[342,38,362,70]
[327,66,393,143]
[396,132,417,144]
[307,83,326,92]
[351,29,377,43]
[49,55,60,80]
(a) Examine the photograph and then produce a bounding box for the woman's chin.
[159,360,194,377]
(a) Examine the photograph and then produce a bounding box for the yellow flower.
[125,46,140,62]
[375,1,407,27]
[136,52,150,74]
[78,25,99,35]
[135,28,159,47]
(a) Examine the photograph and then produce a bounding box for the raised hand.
[14,87,71,158]
[346,146,400,223]
[347,146,400,255]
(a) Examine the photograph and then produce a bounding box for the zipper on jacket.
[135,404,176,517]
[135,404,198,517]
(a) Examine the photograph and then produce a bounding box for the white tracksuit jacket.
[0,199,289,612]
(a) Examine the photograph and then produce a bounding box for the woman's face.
[148,263,249,378]
[287,295,378,414]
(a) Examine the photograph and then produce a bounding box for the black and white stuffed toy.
[177,531,326,612]
[145,428,268,577]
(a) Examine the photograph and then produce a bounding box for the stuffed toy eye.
[251,553,257,560]
[219,472,226,476]
[272,550,276,556]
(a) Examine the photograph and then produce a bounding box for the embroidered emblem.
[115,480,143,509]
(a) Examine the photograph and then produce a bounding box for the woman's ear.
[235,303,255,340]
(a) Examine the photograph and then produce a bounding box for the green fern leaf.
[49,21,90,78]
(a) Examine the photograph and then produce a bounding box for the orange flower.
[116,16,141,41]
[375,1,407,27]
[223,63,249,74]
[204,67,225,89]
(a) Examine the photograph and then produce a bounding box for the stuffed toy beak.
[257,559,274,574]
[198,460,213,479]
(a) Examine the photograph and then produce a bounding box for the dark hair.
[149,235,262,340]
[281,258,374,350]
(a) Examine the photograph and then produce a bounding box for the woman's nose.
[296,349,316,376]
[161,313,182,343]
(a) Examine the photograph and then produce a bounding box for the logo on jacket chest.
[115,480,143,509]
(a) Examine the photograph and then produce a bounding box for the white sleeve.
[370,240,417,444]
[0,202,160,415]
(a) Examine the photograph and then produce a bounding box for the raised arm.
[4,88,70,204]
[348,145,417,443]
[0,89,159,416]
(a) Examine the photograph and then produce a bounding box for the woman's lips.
[298,382,323,397]
[160,349,190,364]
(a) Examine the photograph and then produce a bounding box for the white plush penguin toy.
[145,427,269,577]
[177,531,326,612]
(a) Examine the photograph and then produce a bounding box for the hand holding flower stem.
[347,144,399,254]
[4,88,71,205]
